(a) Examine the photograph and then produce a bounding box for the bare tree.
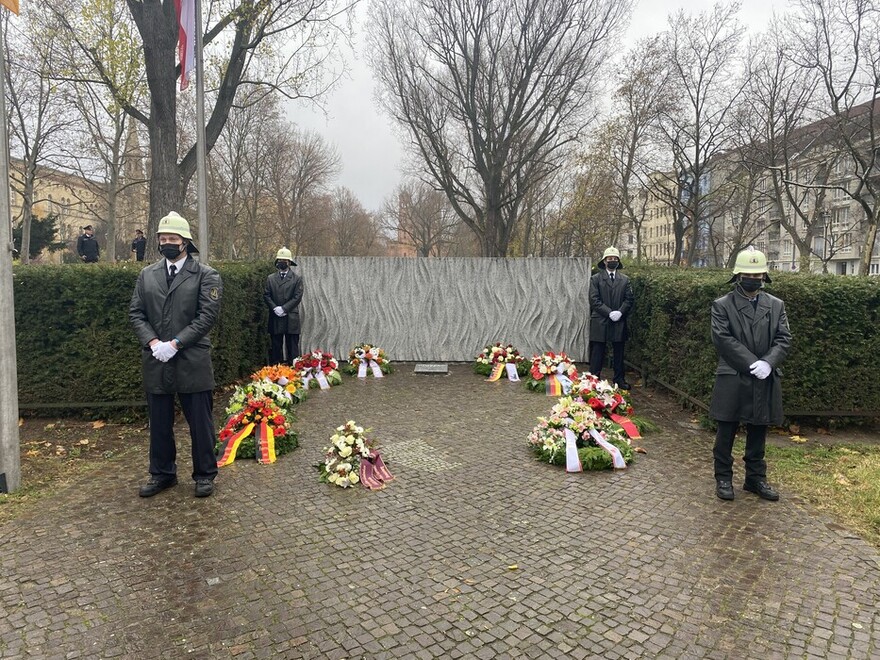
[653,2,745,266]
[54,0,356,241]
[53,0,147,262]
[789,0,880,275]
[265,126,339,255]
[369,0,632,256]
[606,36,674,263]
[329,186,381,256]
[382,181,459,257]
[3,9,71,264]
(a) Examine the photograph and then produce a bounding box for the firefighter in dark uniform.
[76,225,100,262]
[588,246,635,389]
[129,211,222,498]
[264,247,304,365]
[710,247,791,502]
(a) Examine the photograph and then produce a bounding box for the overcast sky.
[285,0,786,213]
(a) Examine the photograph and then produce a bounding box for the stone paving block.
[1,364,880,658]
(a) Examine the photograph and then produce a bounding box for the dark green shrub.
[13,261,272,412]
[625,267,880,416]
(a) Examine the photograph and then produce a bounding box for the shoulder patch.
[209,287,220,300]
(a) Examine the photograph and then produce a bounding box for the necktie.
[610,273,615,282]
[167,264,177,287]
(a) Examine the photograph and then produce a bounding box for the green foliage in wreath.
[308,369,343,388]
[214,411,299,459]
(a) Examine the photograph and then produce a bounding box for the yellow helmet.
[157,211,193,240]
[732,247,768,275]
[275,247,293,261]
[602,246,621,261]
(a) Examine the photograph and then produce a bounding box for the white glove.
[749,360,772,380]
[152,341,178,363]
[273,306,286,317]
[609,311,622,322]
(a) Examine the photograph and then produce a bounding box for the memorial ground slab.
[0,364,878,659]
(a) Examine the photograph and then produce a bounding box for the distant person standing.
[264,247,304,365]
[76,225,100,263]
[710,247,791,502]
[588,246,635,389]
[131,229,146,261]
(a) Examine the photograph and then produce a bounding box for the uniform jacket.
[709,290,791,425]
[589,270,635,343]
[131,236,146,261]
[129,257,223,394]
[264,269,304,335]
[77,234,100,261]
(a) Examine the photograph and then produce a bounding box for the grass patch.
[761,442,880,547]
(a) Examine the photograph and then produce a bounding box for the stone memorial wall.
[294,257,591,361]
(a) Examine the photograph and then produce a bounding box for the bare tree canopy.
[381,181,459,257]
[368,0,632,256]
[52,0,356,243]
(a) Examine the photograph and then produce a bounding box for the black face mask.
[276,261,289,271]
[738,278,763,292]
[605,261,619,270]
[159,243,183,260]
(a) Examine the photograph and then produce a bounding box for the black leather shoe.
[715,480,735,500]
[617,382,632,391]
[139,477,177,498]
[743,481,779,501]
[194,479,215,498]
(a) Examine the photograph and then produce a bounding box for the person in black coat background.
[76,225,100,263]
[131,229,146,261]
[588,246,635,389]
[264,247,304,365]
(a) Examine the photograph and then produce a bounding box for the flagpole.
[0,16,21,493]
[194,0,208,264]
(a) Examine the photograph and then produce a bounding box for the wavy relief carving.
[295,257,591,361]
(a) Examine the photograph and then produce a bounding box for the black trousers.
[147,391,218,482]
[713,421,767,485]
[589,340,626,385]
[270,333,300,365]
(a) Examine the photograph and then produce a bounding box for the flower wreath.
[473,342,529,377]
[293,350,343,388]
[318,421,394,490]
[524,352,579,395]
[250,364,308,404]
[216,392,298,465]
[527,396,633,471]
[343,343,393,377]
[572,373,641,439]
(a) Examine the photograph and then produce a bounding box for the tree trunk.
[859,219,878,277]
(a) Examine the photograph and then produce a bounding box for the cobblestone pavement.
[1,364,879,659]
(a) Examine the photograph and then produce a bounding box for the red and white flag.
[175,0,195,91]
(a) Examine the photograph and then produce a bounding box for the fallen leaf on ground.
[91,421,106,429]
[834,473,851,486]
[816,428,831,435]
[25,450,39,457]
[79,439,90,445]
[634,447,648,454]
[44,423,56,430]
[507,564,519,571]
[18,418,23,427]
[789,423,800,434]
[789,435,807,444]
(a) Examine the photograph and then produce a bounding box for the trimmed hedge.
[625,267,880,416]
[12,262,880,417]
[13,261,269,411]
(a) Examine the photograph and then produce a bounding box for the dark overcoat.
[264,269,304,335]
[708,290,791,425]
[129,258,223,394]
[589,270,635,343]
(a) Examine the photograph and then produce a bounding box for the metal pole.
[0,20,21,493]
[194,0,208,264]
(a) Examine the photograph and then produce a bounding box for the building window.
[870,263,879,275]
[832,207,848,228]
[783,239,792,257]
[839,233,853,254]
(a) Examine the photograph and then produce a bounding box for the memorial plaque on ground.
[414,363,448,374]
